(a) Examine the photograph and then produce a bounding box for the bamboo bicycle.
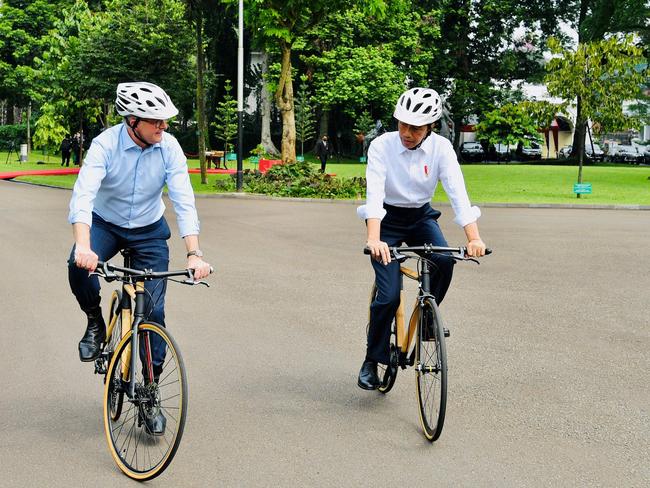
[91,249,210,480]
[365,244,489,442]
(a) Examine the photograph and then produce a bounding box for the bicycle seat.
[120,248,134,258]
[400,266,419,280]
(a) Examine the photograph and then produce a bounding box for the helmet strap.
[408,127,432,151]
[125,117,151,148]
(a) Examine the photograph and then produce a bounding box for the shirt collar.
[396,132,434,156]
[120,122,162,150]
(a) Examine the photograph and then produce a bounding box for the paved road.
[1,181,648,487]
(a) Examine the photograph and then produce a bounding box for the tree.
[545,35,645,191]
[562,0,650,158]
[474,103,542,148]
[427,0,575,151]
[212,79,238,154]
[34,0,195,161]
[300,1,440,137]
[294,75,316,158]
[244,0,386,163]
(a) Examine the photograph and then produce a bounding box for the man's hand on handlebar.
[74,245,99,272]
[366,239,392,265]
[466,238,487,258]
[187,255,212,280]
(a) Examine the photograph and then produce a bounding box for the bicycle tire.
[378,326,398,394]
[106,291,124,421]
[415,297,447,442]
[103,322,187,481]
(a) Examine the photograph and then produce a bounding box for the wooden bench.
[205,150,226,169]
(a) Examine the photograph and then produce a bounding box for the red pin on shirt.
[424,165,429,176]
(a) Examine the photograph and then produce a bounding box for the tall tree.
[294,75,316,158]
[545,35,645,190]
[244,0,386,163]
[563,0,650,157]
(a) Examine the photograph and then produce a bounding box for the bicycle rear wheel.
[415,297,447,442]
[103,322,187,481]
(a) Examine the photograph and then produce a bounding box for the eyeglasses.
[140,118,168,128]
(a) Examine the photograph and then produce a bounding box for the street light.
[236,0,244,191]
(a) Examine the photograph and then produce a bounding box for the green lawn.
[3,151,649,205]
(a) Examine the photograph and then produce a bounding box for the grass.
[2,150,649,205]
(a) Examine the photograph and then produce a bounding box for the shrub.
[213,161,366,199]
[0,124,27,150]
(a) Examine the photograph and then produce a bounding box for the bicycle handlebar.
[93,260,214,286]
[363,245,492,258]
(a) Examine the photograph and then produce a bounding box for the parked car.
[516,140,542,160]
[643,146,650,164]
[558,145,572,159]
[488,143,511,162]
[585,143,605,162]
[607,145,642,164]
[460,142,485,162]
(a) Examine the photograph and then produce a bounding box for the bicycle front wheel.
[415,297,447,442]
[103,322,187,481]
[105,290,124,421]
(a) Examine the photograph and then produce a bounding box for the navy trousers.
[367,203,455,364]
[68,213,170,369]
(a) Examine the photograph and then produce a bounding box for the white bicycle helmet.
[393,87,443,126]
[115,82,179,119]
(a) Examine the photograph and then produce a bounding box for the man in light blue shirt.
[68,82,211,434]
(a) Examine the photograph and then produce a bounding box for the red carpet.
[0,167,235,180]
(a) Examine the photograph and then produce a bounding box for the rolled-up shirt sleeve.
[68,140,108,227]
[357,141,388,220]
[437,141,481,227]
[164,140,200,237]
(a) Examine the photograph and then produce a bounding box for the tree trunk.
[275,41,296,163]
[260,51,279,156]
[196,16,207,184]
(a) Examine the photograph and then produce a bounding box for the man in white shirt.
[357,87,486,390]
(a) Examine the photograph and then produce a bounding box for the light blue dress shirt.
[68,123,200,237]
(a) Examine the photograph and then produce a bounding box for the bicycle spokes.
[104,323,187,480]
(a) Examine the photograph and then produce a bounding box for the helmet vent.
[413,103,423,112]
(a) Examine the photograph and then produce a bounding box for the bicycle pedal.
[443,328,450,338]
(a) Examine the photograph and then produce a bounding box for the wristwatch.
[187,249,204,258]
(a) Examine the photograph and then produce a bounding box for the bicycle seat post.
[121,248,133,269]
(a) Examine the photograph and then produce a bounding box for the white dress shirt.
[357,131,480,227]
[69,123,200,237]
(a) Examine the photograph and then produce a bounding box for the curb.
[195,192,650,211]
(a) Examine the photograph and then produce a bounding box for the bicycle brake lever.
[391,249,408,263]
[181,278,210,287]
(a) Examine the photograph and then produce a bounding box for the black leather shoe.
[357,359,380,390]
[78,308,106,362]
[144,411,166,436]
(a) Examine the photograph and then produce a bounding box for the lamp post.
[236,0,244,191]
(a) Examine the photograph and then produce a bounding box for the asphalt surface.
[0,181,648,487]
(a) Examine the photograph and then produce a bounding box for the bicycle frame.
[394,258,437,365]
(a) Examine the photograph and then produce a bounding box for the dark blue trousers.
[68,213,170,369]
[367,203,455,364]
